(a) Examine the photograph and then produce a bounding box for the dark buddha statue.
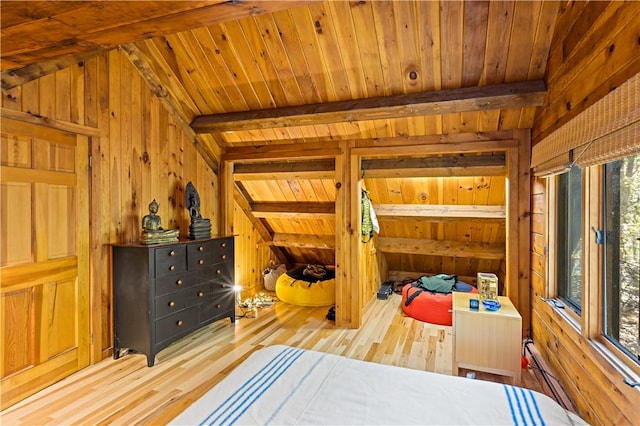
[185,182,211,240]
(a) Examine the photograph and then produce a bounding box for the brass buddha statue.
[140,199,179,244]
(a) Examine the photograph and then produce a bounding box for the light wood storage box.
[452,292,522,385]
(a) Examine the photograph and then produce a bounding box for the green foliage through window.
[603,153,640,363]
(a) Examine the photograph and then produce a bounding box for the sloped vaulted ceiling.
[0,1,561,276]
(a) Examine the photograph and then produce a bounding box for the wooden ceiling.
[1,1,561,276]
[1,1,559,146]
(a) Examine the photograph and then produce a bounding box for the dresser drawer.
[185,284,210,306]
[211,238,233,264]
[156,274,192,296]
[199,292,234,324]
[155,291,186,319]
[155,307,198,344]
[154,245,187,278]
[211,261,233,283]
[208,280,234,296]
[187,241,213,270]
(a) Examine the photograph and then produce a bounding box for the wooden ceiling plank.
[170,31,229,114]
[294,4,352,140]
[191,80,546,133]
[161,33,220,114]
[462,1,490,87]
[271,233,335,250]
[416,0,442,92]
[326,1,367,101]
[532,3,561,83]
[377,237,505,260]
[351,1,386,98]
[204,24,261,111]
[507,2,540,83]
[481,1,515,86]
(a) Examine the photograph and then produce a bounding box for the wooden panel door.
[0,118,89,409]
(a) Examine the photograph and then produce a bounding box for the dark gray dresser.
[112,236,234,366]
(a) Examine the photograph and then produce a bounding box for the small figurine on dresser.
[185,182,211,239]
[140,199,179,244]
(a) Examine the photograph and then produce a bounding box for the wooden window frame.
[545,165,640,375]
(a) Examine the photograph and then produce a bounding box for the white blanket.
[170,345,587,425]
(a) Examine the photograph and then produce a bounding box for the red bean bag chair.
[401,280,477,326]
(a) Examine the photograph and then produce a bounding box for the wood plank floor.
[1,294,545,425]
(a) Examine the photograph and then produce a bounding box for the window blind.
[532,72,639,176]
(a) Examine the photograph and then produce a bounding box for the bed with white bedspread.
[170,345,586,425]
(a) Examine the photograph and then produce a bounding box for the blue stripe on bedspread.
[504,385,546,426]
[264,351,326,425]
[198,347,304,426]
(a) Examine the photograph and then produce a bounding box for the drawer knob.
[198,259,204,265]
[216,269,221,274]
[170,250,176,256]
[177,320,183,326]
[169,301,175,307]
[198,291,204,297]
[177,279,183,286]
[216,304,221,309]
[170,265,176,271]
[221,254,227,260]
[221,242,226,248]
[199,246,204,252]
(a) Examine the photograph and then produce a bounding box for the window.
[603,153,640,363]
[556,166,583,314]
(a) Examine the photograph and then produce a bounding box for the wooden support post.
[506,130,531,337]
[221,160,235,236]
[335,141,361,328]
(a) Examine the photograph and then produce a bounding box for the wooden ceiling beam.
[270,233,335,250]
[234,160,335,181]
[232,184,292,267]
[362,154,506,178]
[373,204,506,222]
[251,202,335,220]
[192,81,546,133]
[377,237,505,260]
[1,51,102,90]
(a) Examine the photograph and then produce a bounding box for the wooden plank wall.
[530,2,640,424]
[232,201,277,299]
[533,1,640,143]
[1,48,219,363]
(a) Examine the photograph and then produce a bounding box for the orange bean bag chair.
[276,265,335,307]
[401,280,477,326]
